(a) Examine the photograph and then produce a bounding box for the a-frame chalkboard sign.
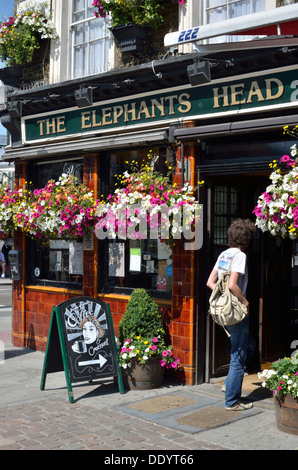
[40,297,124,402]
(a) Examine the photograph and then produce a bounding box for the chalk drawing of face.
[82,321,97,344]
[79,316,104,345]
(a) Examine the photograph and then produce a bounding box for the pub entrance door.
[203,175,292,380]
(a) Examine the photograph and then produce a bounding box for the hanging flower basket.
[253,144,298,238]
[109,23,152,53]
[95,152,202,243]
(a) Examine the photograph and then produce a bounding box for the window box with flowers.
[258,352,298,435]
[92,0,185,52]
[0,0,58,85]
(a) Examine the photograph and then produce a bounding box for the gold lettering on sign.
[213,86,229,108]
[230,83,245,106]
[37,116,66,136]
[246,81,265,103]
[265,78,284,100]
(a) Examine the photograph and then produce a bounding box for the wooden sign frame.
[40,297,124,402]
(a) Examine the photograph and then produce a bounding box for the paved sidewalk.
[0,304,298,451]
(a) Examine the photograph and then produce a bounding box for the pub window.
[99,147,175,298]
[214,185,237,245]
[202,0,266,43]
[70,0,111,79]
[27,158,84,290]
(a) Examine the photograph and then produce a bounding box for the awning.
[174,114,298,141]
[2,128,169,161]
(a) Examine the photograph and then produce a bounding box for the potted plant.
[95,152,202,243]
[258,352,298,435]
[117,288,180,389]
[0,0,58,83]
[92,0,185,52]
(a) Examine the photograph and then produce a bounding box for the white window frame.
[70,0,112,79]
[50,0,115,84]
[201,0,276,42]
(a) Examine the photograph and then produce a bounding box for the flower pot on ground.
[122,357,164,390]
[274,394,298,435]
[258,352,298,435]
[116,288,180,390]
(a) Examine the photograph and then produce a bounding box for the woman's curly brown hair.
[227,218,256,250]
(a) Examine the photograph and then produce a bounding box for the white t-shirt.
[214,247,248,296]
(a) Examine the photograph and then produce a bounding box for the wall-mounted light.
[75,86,93,108]
[187,61,211,86]
[8,100,22,118]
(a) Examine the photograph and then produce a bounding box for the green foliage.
[118,288,165,343]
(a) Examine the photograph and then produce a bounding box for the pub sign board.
[40,297,124,402]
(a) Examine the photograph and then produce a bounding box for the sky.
[0,0,16,136]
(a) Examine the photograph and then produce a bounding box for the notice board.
[40,297,124,402]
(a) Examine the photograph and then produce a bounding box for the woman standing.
[207,218,256,411]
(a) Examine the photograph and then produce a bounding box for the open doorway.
[202,175,292,380]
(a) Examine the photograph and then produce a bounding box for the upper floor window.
[203,0,267,42]
[71,0,111,78]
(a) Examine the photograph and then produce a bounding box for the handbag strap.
[226,249,240,274]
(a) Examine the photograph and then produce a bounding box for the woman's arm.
[206,269,218,291]
[228,271,249,311]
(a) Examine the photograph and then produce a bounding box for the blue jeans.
[224,317,255,407]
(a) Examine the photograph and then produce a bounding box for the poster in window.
[109,243,125,277]
[129,247,141,272]
[69,241,83,275]
[158,240,172,260]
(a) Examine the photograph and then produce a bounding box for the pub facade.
[1,0,298,385]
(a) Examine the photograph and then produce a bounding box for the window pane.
[72,0,111,78]
[28,159,84,289]
[100,147,174,297]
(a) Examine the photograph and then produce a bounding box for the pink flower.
[162,350,168,357]
[150,345,157,350]
[160,360,166,367]
[152,337,158,343]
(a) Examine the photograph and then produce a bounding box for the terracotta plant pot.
[274,395,298,435]
[122,357,164,390]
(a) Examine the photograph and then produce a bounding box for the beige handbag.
[208,253,247,337]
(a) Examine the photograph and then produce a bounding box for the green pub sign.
[24,67,298,143]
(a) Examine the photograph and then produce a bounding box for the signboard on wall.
[24,66,298,143]
[40,297,124,402]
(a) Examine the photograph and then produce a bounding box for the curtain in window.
[72,0,110,78]
[206,0,266,43]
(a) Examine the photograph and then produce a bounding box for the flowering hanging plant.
[0,186,24,235]
[116,335,180,369]
[95,153,201,243]
[253,144,298,239]
[13,174,100,240]
[258,353,298,399]
[0,0,58,66]
[92,0,185,29]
